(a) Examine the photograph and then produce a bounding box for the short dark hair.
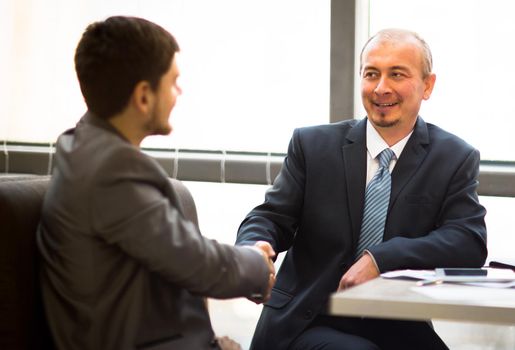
[74,16,180,119]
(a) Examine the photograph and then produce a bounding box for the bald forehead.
[360,29,432,77]
[363,32,423,57]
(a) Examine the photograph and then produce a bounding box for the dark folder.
[489,260,515,271]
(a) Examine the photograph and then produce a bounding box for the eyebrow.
[362,65,412,74]
[390,65,411,72]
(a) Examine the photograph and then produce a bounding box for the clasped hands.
[250,241,276,304]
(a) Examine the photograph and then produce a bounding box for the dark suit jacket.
[236,117,487,350]
[37,113,270,350]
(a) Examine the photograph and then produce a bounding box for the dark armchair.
[0,175,199,350]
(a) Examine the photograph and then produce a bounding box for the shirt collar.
[366,119,413,160]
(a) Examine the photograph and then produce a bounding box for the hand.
[215,335,242,350]
[254,240,276,261]
[337,253,379,291]
[251,241,276,303]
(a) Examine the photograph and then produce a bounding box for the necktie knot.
[378,148,395,169]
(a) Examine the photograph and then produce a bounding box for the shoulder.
[417,121,480,170]
[425,122,477,153]
[58,120,165,184]
[293,119,361,141]
[296,119,360,134]
[283,119,364,162]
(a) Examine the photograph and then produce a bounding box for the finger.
[255,241,276,258]
[337,281,345,292]
[263,273,276,302]
[266,258,276,275]
[266,273,275,298]
[337,276,351,291]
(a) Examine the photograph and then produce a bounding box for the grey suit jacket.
[236,117,487,350]
[37,113,270,350]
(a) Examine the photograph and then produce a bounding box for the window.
[366,0,515,161]
[1,0,330,154]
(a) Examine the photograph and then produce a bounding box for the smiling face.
[360,36,436,141]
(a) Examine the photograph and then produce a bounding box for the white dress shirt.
[365,119,413,185]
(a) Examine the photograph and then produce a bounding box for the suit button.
[304,309,313,319]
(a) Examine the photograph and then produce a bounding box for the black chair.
[0,176,54,350]
[0,175,199,350]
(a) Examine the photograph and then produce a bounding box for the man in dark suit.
[236,28,487,349]
[37,16,275,350]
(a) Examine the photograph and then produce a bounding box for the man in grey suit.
[236,29,487,349]
[37,16,275,350]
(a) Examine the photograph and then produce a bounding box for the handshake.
[249,241,277,304]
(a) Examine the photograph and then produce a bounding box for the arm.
[371,148,487,272]
[236,129,306,254]
[90,148,272,300]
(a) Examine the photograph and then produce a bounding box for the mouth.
[373,102,398,107]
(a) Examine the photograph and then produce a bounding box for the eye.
[391,71,405,79]
[363,71,378,79]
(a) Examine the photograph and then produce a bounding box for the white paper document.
[380,269,435,280]
[381,268,515,289]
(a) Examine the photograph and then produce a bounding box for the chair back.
[0,176,54,350]
[0,176,199,350]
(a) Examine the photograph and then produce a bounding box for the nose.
[374,76,392,95]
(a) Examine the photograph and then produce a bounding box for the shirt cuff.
[364,249,380,273]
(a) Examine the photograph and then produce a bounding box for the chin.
[150,125,172,136]
[370,115,399,128]
[160,127,172,136]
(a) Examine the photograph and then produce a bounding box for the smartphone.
[435,268,487,277]
[433,267,515,282]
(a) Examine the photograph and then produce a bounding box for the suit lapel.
[389,117,430,210]
[342,119,367,245]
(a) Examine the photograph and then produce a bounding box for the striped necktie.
[355,148,395,258]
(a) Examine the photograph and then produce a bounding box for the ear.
[422,73,436,100]
[131,81,154,115]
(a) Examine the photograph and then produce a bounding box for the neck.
[373,120,416,147]
[108,113,146,147]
